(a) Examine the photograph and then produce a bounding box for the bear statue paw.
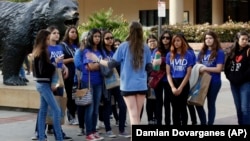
[3,76,27,86]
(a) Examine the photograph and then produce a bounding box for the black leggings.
[170,78,190,125]
[64,78,77,120]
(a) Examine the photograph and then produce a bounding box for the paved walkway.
[0,72,237,141]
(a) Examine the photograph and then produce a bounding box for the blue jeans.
[230,82,250,125]
[36,82,63,141]
[82,82,102,135]
[196,80,221,125]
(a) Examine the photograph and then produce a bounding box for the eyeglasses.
[105,37,114,40]
[162,36,170,40]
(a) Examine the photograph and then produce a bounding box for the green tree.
[78,8,129,41]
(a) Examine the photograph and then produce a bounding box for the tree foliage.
[78,8,130,41]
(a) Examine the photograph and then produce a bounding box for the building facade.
[77,0,250,26]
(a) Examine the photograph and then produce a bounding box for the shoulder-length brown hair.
[126,21,144,71]
[170,34,188,61]
[198,30,221,62]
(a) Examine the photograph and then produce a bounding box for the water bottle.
[153,51,161,71]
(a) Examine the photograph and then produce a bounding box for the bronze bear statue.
[0,0,79,85]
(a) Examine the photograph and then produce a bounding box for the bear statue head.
[32,0,79,38]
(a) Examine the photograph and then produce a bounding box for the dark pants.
[154,81,172,125]
[102,92,112,132]
[77,106,85,129]
[101,87,127,132]
[187,105,197,125]
[230,82,250,125]
[110,87,127,132]
[64,78,77,121]
[196,81,221,125]
[171,78,190,125]
[146,98,157,124]
[111,95,119,122]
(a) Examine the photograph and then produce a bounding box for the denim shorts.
[121,90,148,96]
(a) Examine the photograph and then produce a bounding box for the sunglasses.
[162,36,170,40]
[104,37,114,40]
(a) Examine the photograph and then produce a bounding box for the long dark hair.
[46,25,60,44]
[32,29,51,63]
[198,30,221,62]
[126,21,144,71]
[158,30,172,56]
[228,30,250,59]
[101,30,116,56]
[85,28,103,54]
[62,25,80,47]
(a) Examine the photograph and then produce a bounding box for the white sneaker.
[93,132,104,141]
[96,124,99,130]
[69,118,79,125]
[98,121,104,128]
[31,136,38,140]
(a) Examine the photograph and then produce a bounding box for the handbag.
[100,64,113,77]
[104,68,120,89]
[148,70,165,88]
[46,94,67,125]
[51,68,64,88]
[75,70,92,106]
[187,72,211,106]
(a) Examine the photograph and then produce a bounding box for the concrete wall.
[77,0,195,25]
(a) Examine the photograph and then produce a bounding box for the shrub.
[149,21,250,42]
[77,8,130,42]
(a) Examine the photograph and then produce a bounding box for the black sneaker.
[47,129,54,135]
[77,128,85,136]
[63,136,73,141]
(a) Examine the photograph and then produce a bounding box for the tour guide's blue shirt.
[166,52,193,78]
[197,49,225,83]
[82,48,103,85]
[112,41,151,91]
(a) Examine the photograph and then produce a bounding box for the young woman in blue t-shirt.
[166,34,193,125]
[196,30,225,125]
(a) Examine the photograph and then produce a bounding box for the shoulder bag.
[75,70,92,106]
[46,92,67,125]
[148,70,165,88]
[187,72,211,106]
[104,68,120,89]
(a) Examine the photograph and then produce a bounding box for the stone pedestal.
[0,72,39,109]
